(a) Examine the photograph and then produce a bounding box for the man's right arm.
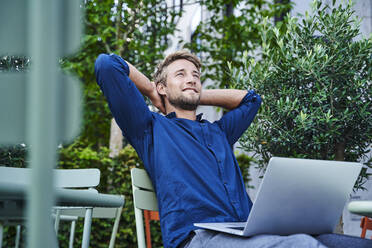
[94,53,158,146]
[124,60,165,113]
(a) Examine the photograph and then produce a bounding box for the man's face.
[162,59,202,111]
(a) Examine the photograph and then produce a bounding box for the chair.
[131,168,160,248]
[360,217,372,239]
[0,167,124,248]
[0,167,100,248]
[348,201,372,239]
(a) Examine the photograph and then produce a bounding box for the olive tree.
[230,0,372,187]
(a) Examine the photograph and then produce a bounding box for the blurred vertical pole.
[1,0,81,246]
[27,0,59,247]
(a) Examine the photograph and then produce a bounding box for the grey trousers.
[182,230,372,248]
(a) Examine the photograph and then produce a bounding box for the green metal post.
[27,0,59,247]
[1,1,82,246]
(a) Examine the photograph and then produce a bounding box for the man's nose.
[185,74,196,85]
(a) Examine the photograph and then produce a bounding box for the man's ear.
[156,83,167,96]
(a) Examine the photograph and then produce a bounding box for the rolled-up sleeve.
[216,90,261,146]
[94,53,152,146]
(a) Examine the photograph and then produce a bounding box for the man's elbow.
[255,94,262,106]
[94,53,129,78]
[94,53,112,74]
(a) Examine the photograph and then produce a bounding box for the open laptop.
[194,157,362,236]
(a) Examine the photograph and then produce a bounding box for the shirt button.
[217,160,221,163]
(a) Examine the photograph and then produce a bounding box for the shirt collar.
[196,113,203,121]
[165,112,177,119]
[165,112,203,122]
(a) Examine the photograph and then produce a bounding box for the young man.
[95,51,371,248]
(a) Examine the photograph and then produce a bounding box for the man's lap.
[315,233,372,248]
[182,230,372,248]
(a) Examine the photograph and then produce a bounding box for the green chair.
[131,168,159,248]
[0,167,124,248]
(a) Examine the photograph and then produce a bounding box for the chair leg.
[144,210,152,248]
[361,217,367,238]
[0,223,3,248]
[15,225,21,248]
[81,208,93,248]
[109,205,123,248]
[69,220,76,248]
[134,208,146,248]
[54,209,61,235]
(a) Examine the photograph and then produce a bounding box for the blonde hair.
[153,50,201,86]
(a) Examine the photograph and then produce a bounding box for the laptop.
[194,157,362,236]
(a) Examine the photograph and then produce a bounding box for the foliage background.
[3,0,370,245]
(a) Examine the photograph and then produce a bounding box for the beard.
[168,93,200,111]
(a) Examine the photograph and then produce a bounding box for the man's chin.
[168,96,200,111]
[179,104,199,111]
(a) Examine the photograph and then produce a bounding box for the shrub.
[229,0,372,189]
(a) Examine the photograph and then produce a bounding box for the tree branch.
[85,20,112,54]
[115,0,124,52]
[120,4,140,57]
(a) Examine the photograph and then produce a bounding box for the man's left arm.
[201,89,261,146]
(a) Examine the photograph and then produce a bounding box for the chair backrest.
[131,168,158,211]
[0,167,100,188]
[54,169,100,188]
[131,168,158,248]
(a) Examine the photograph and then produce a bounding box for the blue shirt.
[95,53,262,248]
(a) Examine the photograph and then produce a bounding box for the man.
[95,51,371,248]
